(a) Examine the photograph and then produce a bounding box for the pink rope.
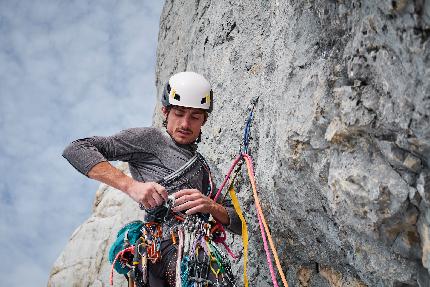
[175,229,184,287]
[213,155,242,201]
[241,152,278,285]
[257,208,279,287]
[243,154,278,285]
[217,240,239,260]
[243,153,288,287]
[213,153,284,287]
[212,227,239,259]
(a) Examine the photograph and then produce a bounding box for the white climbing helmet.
[162,71,213,112]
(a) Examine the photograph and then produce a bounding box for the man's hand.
[125,181,168,209]
[172,189,215,215]
[87,162,168,209]
[172,189,230,225]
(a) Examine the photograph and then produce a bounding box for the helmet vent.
[174,93,181,101]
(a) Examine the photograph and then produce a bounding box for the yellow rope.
[205,240,221,276]
[228,184,249,287]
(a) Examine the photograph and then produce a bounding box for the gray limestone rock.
[418,170,430,205]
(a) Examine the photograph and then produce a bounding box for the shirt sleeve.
[62,128,152,177]
[215,195,242,235]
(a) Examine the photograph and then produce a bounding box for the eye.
[191,114,204,120]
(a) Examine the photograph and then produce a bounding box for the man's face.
[163,106,207,145]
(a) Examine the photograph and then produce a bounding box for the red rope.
[110,246,135,286]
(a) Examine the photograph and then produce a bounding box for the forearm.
[210,202,230,226]
[87,161,134,193]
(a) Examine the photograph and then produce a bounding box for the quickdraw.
[110,199,236,287]
[142,222,163,263]
[176,215,237,287]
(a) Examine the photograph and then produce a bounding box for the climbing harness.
[109,160,235,287]
[109,96,289,287]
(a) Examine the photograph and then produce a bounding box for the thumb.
[152,182,168,200]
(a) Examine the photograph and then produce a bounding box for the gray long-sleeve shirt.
[62,127,241,235]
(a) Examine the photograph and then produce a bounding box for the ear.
[202,112,208,126]
[161,106,169,119]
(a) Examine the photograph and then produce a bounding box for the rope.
[210,97,289,287]
[176,228,184,287]
[180,256,191,287]
[205,240,222,276]
[212,152,288,287]
[257,207,279,287]
[213,154,242,202]
[243,153,288,287]
[216,155,278,286]
[110,246,135,286]
[212,226,239,259]
[228,184,249,287]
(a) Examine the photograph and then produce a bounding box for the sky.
[0,1,164,285]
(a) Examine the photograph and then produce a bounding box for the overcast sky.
[0,1,164,285]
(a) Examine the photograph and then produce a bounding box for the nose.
[179,114,192,130]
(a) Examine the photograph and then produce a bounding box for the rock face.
[48,164,143,287]
[49,0,430,286]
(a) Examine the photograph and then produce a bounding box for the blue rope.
[180,255,191,287]
[241,97,259,154]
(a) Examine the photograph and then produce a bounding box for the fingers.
[140,186,210,212]
[151,191,165,207]
[172,189,213,215]
[173,189,200,199]
[185,205,205,215]
[173,191,202,206]
[143,197,157,209]
[138,182,167,209]
[153,182,168,201]
[173,198,214,215]
[149,182,166,206]
[173,197,202,211]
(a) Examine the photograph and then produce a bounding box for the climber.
[62,71,241,286]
